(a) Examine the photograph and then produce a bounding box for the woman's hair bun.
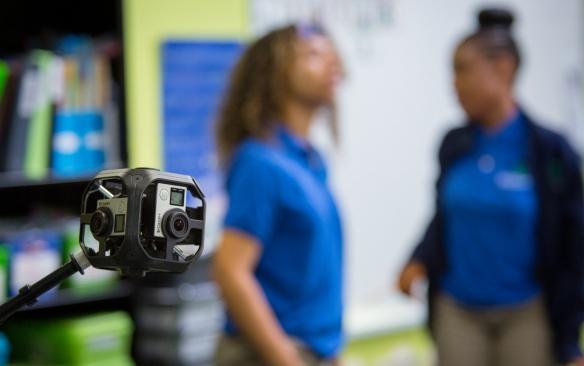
[478,8,514,31]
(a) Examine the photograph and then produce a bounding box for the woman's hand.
[397,260,427,297]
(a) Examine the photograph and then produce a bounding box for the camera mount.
[0,168,206,324]
[80,168,206,276]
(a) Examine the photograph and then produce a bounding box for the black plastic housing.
[79,168,206,276]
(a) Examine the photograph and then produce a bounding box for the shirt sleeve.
[223,155,279,246]
[554,137,584,362]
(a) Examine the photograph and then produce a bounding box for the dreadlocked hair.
[215,24,339,165]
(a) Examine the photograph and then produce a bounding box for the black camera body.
[141,182,189,239]
[80,168,206,276]
[91,197,128,237]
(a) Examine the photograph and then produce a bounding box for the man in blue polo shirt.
[212,126,344,366]
[211,22,345,366]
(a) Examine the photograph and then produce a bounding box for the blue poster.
[161,40,244,253]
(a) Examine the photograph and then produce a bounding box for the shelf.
[0,0,131,328]
[0,161,126,189]
[0,162,127,216]
[0,181,88,217]
[2,280,135,324]
[0,0,128,181]
[29,280,134,311]
[0,175,89,189]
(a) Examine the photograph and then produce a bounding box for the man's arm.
[212,229,305,366]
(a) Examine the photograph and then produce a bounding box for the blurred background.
[0,0,582,365]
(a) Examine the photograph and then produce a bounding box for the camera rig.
[0,168,206,323]
[80,168,206,276]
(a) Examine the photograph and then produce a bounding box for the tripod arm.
[0,251,91,324]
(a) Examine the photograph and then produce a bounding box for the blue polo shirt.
[440,111,541,307]
[222,127,344,357]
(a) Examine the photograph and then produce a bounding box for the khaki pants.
[433,293,554,366]
[213,334,327,366]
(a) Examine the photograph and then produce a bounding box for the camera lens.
[93,217,103,230]
[163,209,190,239]
[90,210,111,237]
[173,217,186,232]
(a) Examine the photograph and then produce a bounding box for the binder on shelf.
[3,54,35,174]
[97,54,121,167]
[5,227,62,299]
[0,59,23,171]
[0,244,8,303]
[23,50,54,180]
[52,110,105,178]
[0,61,9,101]
[51,36,110,178]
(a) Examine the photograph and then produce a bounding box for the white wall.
[251,0,584,331]
[318,0,584,310]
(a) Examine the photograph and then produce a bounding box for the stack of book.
[0,34,122,181]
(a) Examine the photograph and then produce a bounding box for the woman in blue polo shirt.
[398,8,584,366]
[212,24,344,366]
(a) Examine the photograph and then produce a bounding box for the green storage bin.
[5,311,134,366]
